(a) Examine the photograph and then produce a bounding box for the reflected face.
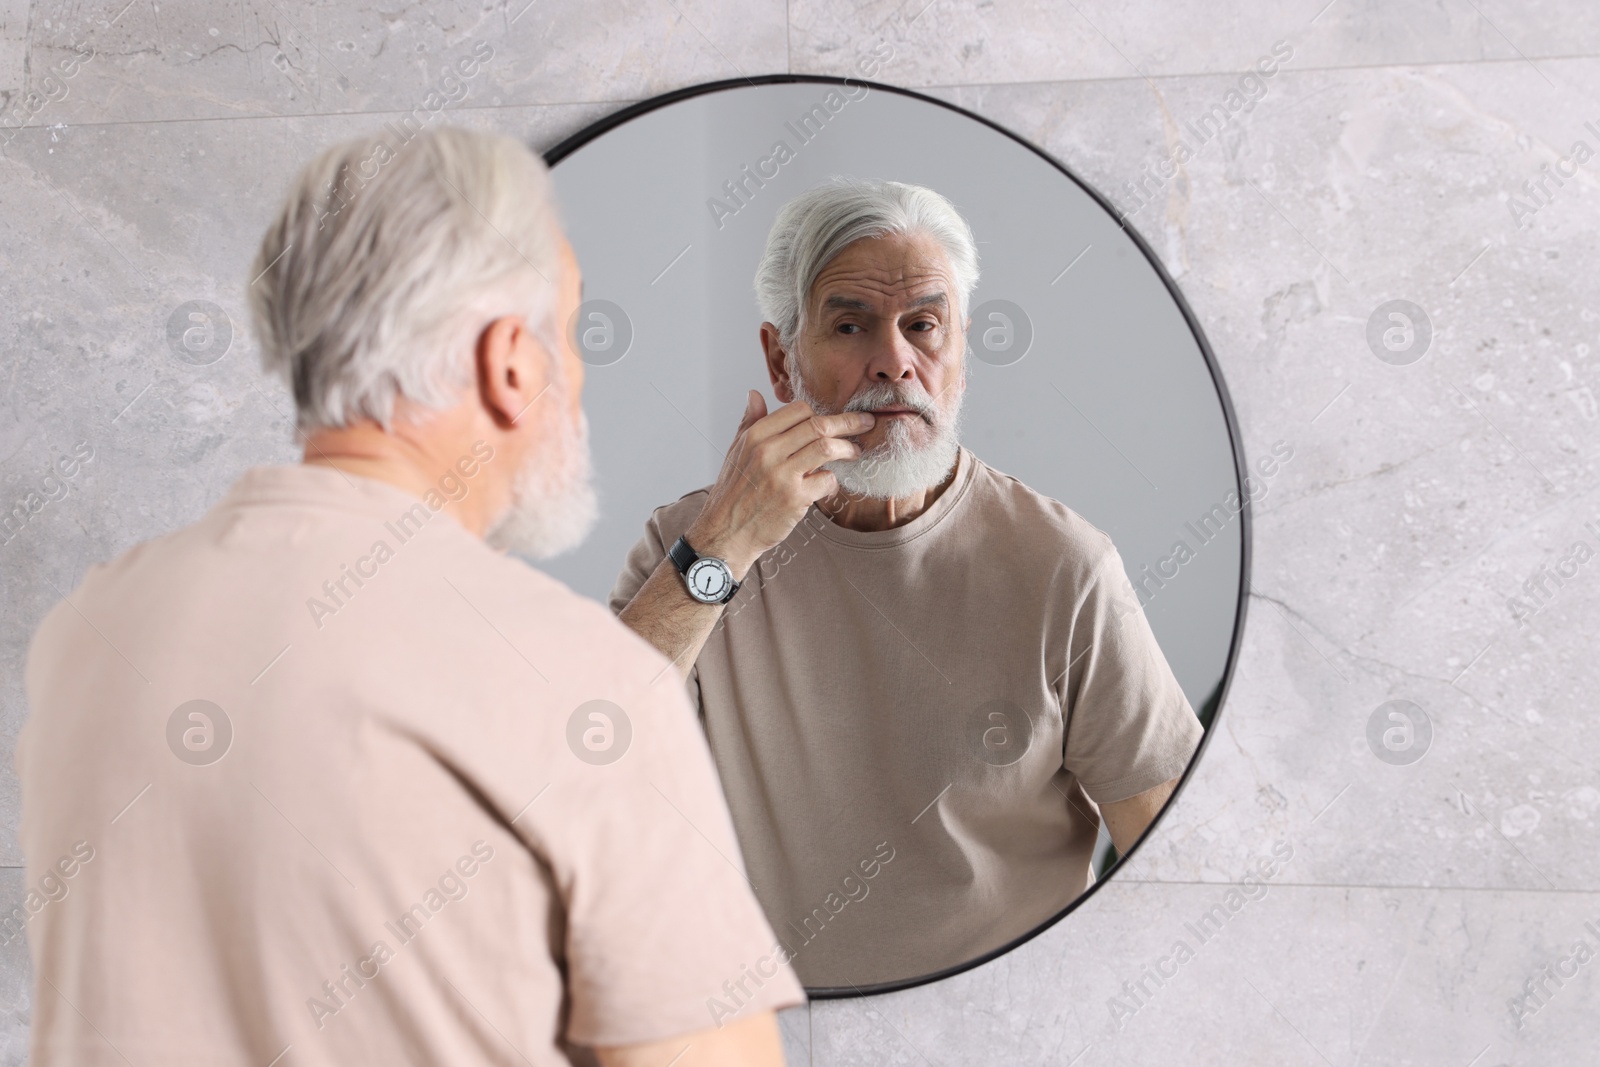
[783,233,967,455]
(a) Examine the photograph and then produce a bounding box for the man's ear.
[477,314,552,429]
[759,322,796,404]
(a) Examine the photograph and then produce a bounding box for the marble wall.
[2,1,1597,1063]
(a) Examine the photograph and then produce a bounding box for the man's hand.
[617,390,874,682]
[685,391,874,579]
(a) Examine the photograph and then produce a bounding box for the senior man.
[612,178,1203,988]
[18,127,800,1065]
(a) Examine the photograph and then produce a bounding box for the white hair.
[753,177,980,351]
[249,125,564,431]
[485,402,599,560]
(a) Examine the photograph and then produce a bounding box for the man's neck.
[300,417,506,538]
[817,454,961,533]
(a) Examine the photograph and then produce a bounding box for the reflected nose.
[867,333,918,382]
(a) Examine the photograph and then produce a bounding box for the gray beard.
[785,354,963,500]
[486,400,600,560]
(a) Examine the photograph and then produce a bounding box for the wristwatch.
[668,534,740,605]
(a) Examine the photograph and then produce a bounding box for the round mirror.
[543,76,1248,995]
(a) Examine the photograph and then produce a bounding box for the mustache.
[838,382,940,424]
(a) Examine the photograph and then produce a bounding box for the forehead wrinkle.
[812,271,952,316]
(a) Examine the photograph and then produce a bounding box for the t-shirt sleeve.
[539,667,805,1047]
[607,514,670,616]
[607,494,712,616]
[1060,544,1203,803]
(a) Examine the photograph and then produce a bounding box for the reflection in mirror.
[545,78,1248,994]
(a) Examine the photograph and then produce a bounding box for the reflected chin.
[785,357,963,500]
[486,410,600,560]
[826,417,960,499]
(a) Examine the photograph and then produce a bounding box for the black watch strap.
[668,535,741,604]
[667,534,699,576]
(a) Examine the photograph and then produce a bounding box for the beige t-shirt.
[18,462,802,1066]
[610,447,1203,989]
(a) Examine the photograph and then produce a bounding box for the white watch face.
[685,556,734,603]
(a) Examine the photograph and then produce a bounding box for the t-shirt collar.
[806,446,976,549]
[219,463,470,534]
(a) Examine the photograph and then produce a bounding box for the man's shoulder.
[28,517,202,666]
[964,453,1118,566]
[631,485,713,549]
[447,539,675,669]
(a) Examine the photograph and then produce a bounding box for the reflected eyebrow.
[820,291,948,313]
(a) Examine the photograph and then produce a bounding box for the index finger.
[767,409,876,462]
[763,402,876,439]
[804,409,878,440]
